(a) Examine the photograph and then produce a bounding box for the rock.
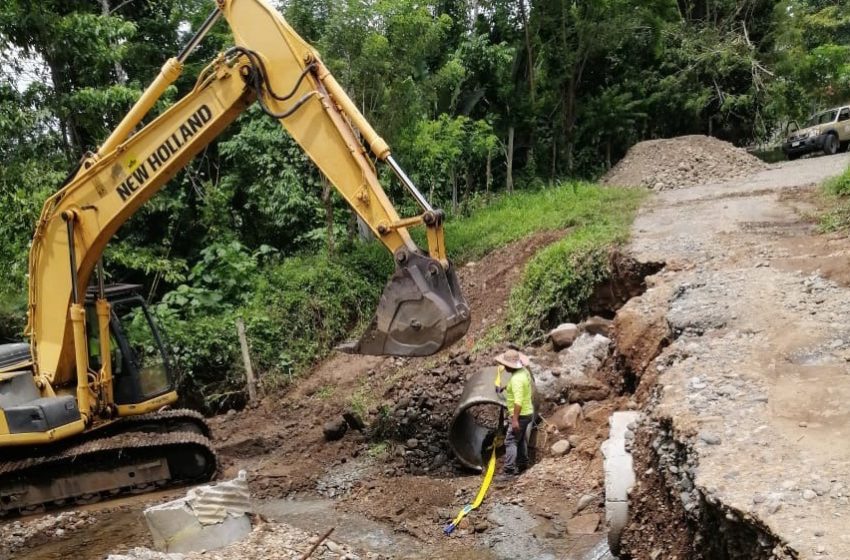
[474,520,490,533]
[405,438,419,449]
[551,440,571,456]
[566,513,600,534]
[323,419,348,441]
[549,403,583,432]
[576,494,596,513]
[325,540,344,554]
[699,431,721,445]
[566,376,610,403]
[802,489,817,500]
[581,316,613,337]
[343,411,366,431]
[550,323,579,350]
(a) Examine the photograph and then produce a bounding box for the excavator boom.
[26,0,470,393]
[0,0,469,514]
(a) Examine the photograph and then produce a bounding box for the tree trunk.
[99,0,128,84]
[550,137,557,180]
[518,0,535,103]
[506,126,515,193]
[321,175,334,255]
[485,148,492,193]
[451,169,458,213]
[348,211,357,242]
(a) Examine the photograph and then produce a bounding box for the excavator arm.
[25,0,470,414]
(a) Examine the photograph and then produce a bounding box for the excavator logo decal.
[116,104,213,202]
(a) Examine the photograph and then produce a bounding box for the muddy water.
[12,494,615,560]
[256,498,441,559]
[258,498,615,560]
[11,509,150,560]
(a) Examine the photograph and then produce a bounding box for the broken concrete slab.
[144,471,252,554]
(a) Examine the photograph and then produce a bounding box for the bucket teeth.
[342,251,470,357]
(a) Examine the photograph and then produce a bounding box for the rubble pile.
[108,522,377,560]
[602,135,767,191]
[0,510,98,557]
[375,352,472,475]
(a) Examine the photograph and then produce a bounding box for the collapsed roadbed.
[617,153,850,559]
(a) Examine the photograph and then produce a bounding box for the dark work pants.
[503,414,533,474]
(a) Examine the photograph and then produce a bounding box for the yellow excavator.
[0,0,469,515]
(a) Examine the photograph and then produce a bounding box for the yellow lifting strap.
[443,366,505,535]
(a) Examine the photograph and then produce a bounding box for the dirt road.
[621,153,850,558]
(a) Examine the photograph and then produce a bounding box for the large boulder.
[549,323,579,350]
[566,376,611,403]
[549,403,583,432]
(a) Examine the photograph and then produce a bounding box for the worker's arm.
[511,403,522,434]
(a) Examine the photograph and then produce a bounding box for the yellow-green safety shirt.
[505,367,534,416]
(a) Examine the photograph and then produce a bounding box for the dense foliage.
[0,0,846,408]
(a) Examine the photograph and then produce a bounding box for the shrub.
[243,245,389,386]
[825,165,850,196]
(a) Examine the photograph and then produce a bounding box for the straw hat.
[495,349,527,370]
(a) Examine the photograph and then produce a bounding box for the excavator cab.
[84,284,175,407]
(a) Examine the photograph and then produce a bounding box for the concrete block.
[603,451,635,501]
[144,471,252,554]
[146,511,251,554]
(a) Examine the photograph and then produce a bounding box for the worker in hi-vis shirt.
[495,349,534,479]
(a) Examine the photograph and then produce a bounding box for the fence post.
[236,318,258,402]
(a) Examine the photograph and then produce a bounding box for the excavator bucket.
[343,251,471,357]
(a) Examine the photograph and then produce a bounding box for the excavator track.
[0,409,218,517]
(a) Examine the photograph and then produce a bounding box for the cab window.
[840,108,850,122]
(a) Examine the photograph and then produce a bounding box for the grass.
[455,182,648,349]
[438,182,646,263]
[501,186,647,343]
[820,165,850,232]
[313,385,335,400]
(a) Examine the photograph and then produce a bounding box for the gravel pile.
[602,135,767,191]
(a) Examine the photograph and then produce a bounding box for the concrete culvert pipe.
[448,367,506,471]
[449,366,540,471]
